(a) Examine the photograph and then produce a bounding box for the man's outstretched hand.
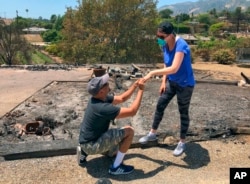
[138,78,145,90]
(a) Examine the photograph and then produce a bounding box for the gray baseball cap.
[87,73,109,95]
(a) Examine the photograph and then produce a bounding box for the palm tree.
[26,9,29,18]
[25,9,30,30]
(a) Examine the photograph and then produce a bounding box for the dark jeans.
[152,81,194,139]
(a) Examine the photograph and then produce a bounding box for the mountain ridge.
[159,0,250,15]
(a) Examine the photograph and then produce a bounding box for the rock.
[95,178,112,184]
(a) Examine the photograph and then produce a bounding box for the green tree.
[179,13,190,22]
[60,0,159,65]
[219,9,231,20]
[208,8,217,18]
[159,9,173,19]
[12,16,30,30]
[197,13,211,25]
[233,7,244,33]
[53,15,64,31]
[0,20,31,65]
[42,29,62,42]
[50,14,57,24]
[209,22,226,36]
[49,14,64,30]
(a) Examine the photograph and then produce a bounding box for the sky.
[0,0,198,19]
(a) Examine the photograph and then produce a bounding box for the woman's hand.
[142,72,152,82]
[133,79,140,88]
[159,82,166,95]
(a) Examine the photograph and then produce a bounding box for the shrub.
[212,49,236,65]
[195,48,210,62]
[45,44,59,55]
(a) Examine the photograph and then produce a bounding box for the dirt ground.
[1,61,249,118]
[0,62,250,184]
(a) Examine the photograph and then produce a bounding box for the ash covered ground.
[0,77,249,146]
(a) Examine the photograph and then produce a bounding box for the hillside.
[159,0,250,15]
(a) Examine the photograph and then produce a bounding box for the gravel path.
[0,139,249,184]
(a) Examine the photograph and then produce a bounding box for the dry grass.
[23,34,43,42]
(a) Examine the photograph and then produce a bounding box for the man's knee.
[123,126,134,137]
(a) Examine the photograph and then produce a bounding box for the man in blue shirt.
[139,21,196,156]
[78,73,144,175]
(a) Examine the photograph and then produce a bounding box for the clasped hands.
[133,72,152,90]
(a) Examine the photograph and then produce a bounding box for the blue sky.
[0,0,198,19]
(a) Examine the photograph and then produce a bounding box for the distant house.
[22,27,48,34]
[179,34,210,45]
[179,34,198,45]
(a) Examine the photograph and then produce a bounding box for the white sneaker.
[76,145,87,166]
[173,141,186,156]
[139,133,157,144]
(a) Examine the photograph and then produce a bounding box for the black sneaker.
[76,145,87,166]
[108,163,134,175]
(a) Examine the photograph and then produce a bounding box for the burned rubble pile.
[0,64,249,160]
[0,64,75,71]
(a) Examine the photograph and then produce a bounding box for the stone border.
[1,126,250,161]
